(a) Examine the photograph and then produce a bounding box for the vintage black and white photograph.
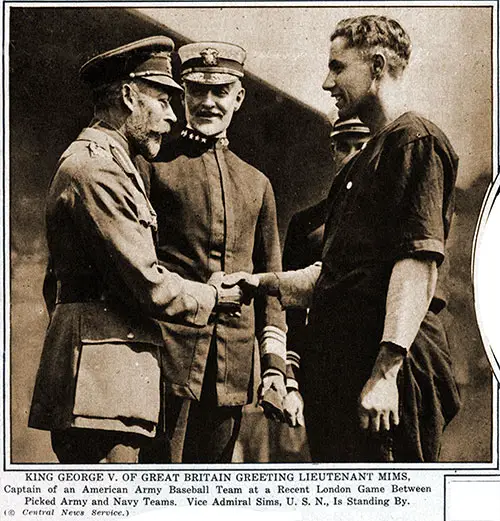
[2,1,499,519]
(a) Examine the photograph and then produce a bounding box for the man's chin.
[337,105,354,120]
[191,121,225,137]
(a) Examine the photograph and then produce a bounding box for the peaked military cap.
[330,117,371,139]
[178,41,246,84]
[80,36,182,92]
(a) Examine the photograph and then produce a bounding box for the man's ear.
[372,52,386,79]
[121,83,137,112]
[233,86,246,112]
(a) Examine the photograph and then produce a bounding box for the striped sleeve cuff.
[287,350,301,370]
[286,349,301,385]
[259,325,286,375]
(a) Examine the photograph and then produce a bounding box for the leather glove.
[258,373,287,422]
[283,390,305,427]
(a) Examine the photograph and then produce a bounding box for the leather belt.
[55,280,107,304]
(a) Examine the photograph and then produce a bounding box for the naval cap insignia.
[200,48,219,66]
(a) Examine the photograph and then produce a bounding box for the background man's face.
[125,81,177,160]
[330,134,370,171]
[184,81,245,136]
[323,37,373,120]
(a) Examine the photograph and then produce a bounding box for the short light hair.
[331,15,412,78]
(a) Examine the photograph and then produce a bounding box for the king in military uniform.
[147,42,287,463]
[29,37,244,463]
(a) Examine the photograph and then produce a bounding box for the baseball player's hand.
[358,343,404,432]
[221,271,261,304]
[283,390,305,427]
[208,271,243,315]
[358,373,399,432]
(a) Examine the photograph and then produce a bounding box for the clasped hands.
[209,271,304,426]
[210,272,401,433]
[208,271,266,315]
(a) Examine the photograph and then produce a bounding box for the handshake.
[208,271,278,314]
[208,271,305,428]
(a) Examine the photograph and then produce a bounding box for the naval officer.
[148,41,287,463]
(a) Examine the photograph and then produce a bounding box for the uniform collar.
[89,119,132,158]
[181,127,229,149]
[77,121,147,196]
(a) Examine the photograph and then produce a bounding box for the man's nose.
[201,92,216,107]
[165,103,177,124]
[322,71,336,91]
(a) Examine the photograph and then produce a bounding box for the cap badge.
[200,48,220,66]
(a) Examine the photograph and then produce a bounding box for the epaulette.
[86,140,110,159]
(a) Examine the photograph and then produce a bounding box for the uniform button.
[127,332,135,340]
[346,181,353,190]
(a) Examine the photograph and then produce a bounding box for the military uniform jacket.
[151,131,286,406]
[29,122,216,437]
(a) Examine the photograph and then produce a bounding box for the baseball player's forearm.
[268,262,321,309]
[381,256,438,352]
[359,257,437,432]
[222,263,321,312]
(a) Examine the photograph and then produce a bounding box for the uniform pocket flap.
[80,304,163,346]
[73,342,160,424]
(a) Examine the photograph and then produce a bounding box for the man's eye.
[330,62,344,74]
[214,86,230,96]
[189,85,206,96]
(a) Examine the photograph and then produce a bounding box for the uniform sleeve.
[253,179,287,376]
[392,137,447,265]
[68,154,216,326]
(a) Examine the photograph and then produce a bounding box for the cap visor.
[330,128,371,138]
[182,71,239,84]
[142,75,183,92]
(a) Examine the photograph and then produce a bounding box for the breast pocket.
[72,304,162,426]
